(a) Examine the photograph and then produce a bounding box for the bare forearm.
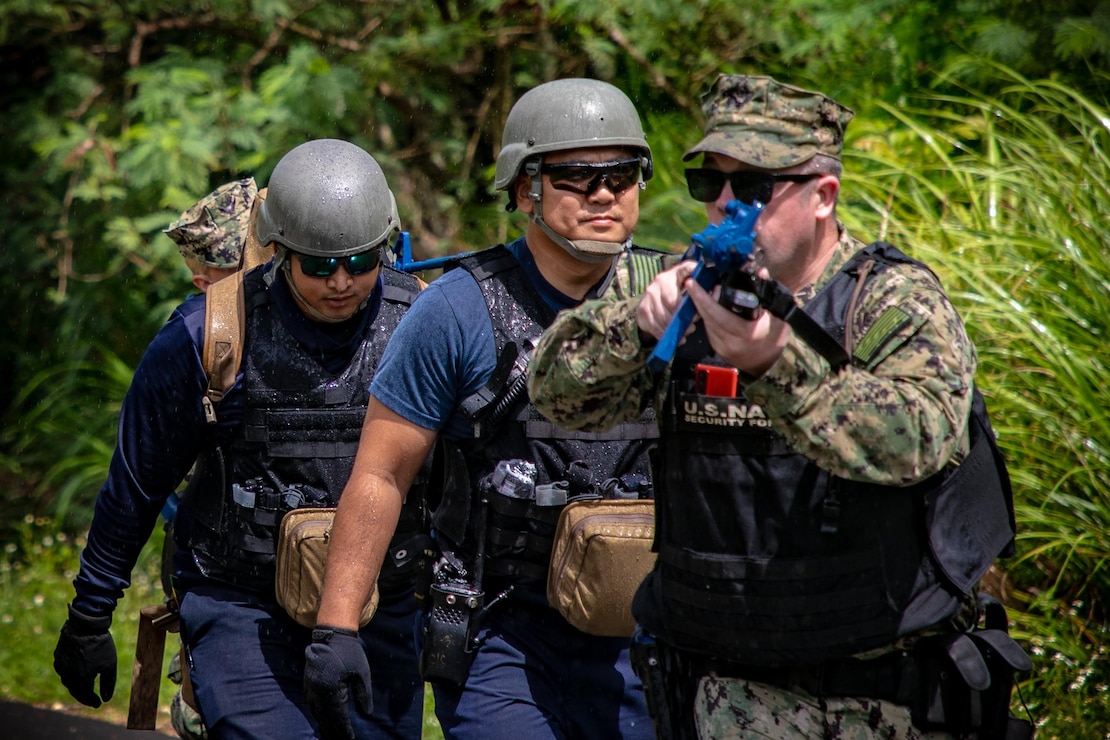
[315,470,403,630]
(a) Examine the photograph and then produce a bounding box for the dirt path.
[0,700,178,739]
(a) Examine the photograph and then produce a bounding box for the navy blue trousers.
[429,599,653,740]
[179,582,423,739]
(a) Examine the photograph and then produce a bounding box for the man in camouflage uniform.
[529,75,1020,738]
[166,177,258,293]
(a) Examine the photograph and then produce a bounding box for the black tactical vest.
[633,243,1016,665]
[431,245,661,594]
[185,266,425,593]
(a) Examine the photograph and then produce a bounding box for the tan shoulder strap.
[240,186,275,270]
[199,187,273,423]
[201,270,246,424]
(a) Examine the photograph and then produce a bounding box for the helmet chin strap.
[527,169,628,264]
[534,216,627,263]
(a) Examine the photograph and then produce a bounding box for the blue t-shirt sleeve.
[370,269,496,437]
[72,298,212,618]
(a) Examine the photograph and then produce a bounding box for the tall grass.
[841,64,1110,737]
[0,346,133,535]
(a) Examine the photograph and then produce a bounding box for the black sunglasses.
[684,168,819,204]
[541,158,642,196]
[294,250,382,278]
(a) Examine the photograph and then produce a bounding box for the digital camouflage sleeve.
[530,225,978,487]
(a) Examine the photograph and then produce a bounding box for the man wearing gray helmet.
[305,79,663,740]
[52,139,428,739]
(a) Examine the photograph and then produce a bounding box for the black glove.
[53,604,116,708]
[304,626,373,740]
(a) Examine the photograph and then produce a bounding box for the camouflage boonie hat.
[164,177,258,268]
[683,75,854,169]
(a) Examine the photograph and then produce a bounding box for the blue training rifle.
[390,231,476,274]
[646,200,763,374]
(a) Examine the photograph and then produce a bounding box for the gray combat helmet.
[493,79,652,263]
[256,138,400,258]
[494,78,653,191]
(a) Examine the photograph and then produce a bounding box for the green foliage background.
[2,1,1109,736]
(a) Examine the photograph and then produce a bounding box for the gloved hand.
[304,626,373,740]
[53,604,116,708]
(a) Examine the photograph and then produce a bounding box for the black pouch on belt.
[911,596,1033,739]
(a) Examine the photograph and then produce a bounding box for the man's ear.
[813,175,840,222]
[515,175,535,216]
[192,274,214,292]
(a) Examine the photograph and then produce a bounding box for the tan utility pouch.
[275,507,379,628]
[547,498,656,637]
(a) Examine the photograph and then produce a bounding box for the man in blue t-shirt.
[304,79,664,740]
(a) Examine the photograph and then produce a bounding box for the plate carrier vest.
[431,245,664,595]
[182,265,426,594]
[633,242,1017,665]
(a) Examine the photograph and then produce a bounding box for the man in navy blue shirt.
[304,79,664,740]
[53,139,427,740]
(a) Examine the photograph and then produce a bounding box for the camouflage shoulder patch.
[853,305,912,366]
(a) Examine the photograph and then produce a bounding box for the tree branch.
[604,25,699,120]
